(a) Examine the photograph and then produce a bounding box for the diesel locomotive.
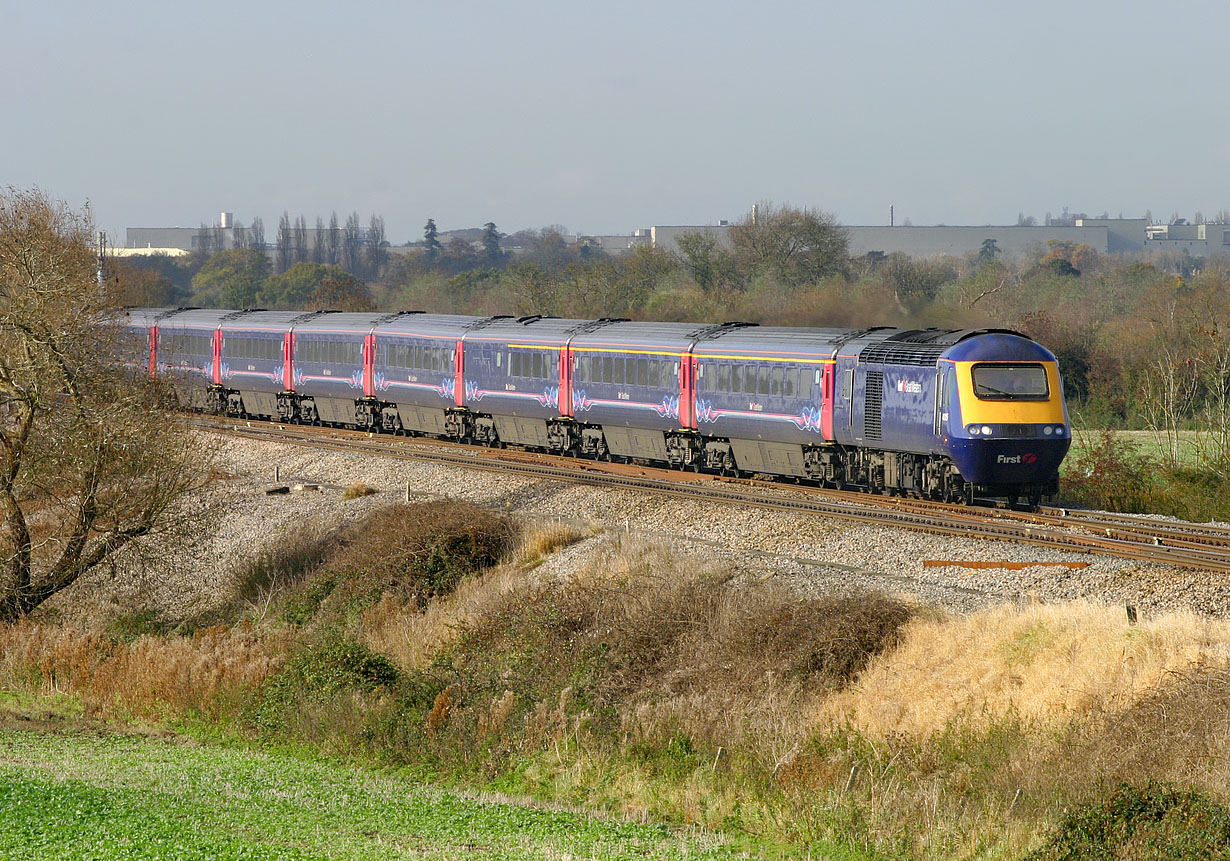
[121,308,1071,508]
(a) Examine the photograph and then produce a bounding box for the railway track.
[191,415,1230,573]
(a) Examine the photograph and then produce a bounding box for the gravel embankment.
[48,432,1230,625]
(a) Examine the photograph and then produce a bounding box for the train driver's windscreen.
[971,363,1049,400]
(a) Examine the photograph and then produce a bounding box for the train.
[119,308,1071,508]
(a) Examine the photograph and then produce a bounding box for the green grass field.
[0,728,744,860]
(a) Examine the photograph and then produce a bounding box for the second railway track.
[192,415,1230,573]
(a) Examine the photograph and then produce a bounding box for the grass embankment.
[5,498,1230,858]
[0,728,734,860]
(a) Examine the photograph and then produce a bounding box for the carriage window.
[648,360,660,388]
[758,366,771,395]
[771,367,783,396]
[511,352,521,377]
[636,358,648,387]
[613,357,624,385]
[718,364,730,392]
[602,356,613,383]
[784,368,796,397]
[577,356,588,380]
[530,352,542,379]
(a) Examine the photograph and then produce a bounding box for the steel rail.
[189,416,1230,572]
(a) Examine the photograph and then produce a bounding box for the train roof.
[376,313,489,339]
[568,320,709,351]
[695,325,857,356]
[218,310,322,333]
[462,315,593,346]
[289,311,403,335]
[115,307,184,328]
[155,308,235,330]
[943,331,1054,363]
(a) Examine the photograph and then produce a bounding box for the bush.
[230,521,339,623]
[277,500,514,628]
[1027,782,1230,860]
[443,555,917,757]
[249,637,400,732]
[1058,431,1156,513]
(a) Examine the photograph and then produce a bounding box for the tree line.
[117,202,1230,476]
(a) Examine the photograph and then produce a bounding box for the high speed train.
[120,308,1071,508]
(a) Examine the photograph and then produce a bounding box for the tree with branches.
[729,201,849,288]
[0,188,213,621]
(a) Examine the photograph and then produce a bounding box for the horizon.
[9,1,1228,245]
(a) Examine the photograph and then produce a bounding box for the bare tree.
[312,216,326,264]
[327,211,341,266]
[276,211,292,274]
[232,219,249,250]
[249,216,265,250]
[293,214,308,264]
[196,222,214,256]
[341,212,362,274]
[0,188,213,621]
[729,202,849,288]
[1133,285,1202,470]
[366,214,388,278]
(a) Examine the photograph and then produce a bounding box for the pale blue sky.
[5,0,1227,243]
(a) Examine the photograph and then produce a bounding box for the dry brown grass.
[342,481,377,500]
[1049,666,1230,793]
[0,620,288,720]
[411,536,916,761]
[514,520,585,562]
[360,520,583,669]
[817,601,1230,737]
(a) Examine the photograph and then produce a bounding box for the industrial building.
[126,213,1230,261]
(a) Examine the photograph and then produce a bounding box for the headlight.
[1055,425,1066,436]
[1043,426,1054,435]
[981,425,993,436]
[967,425,980,435]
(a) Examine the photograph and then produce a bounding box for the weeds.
[1026,782,1230,860]
[342,480,377,499]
